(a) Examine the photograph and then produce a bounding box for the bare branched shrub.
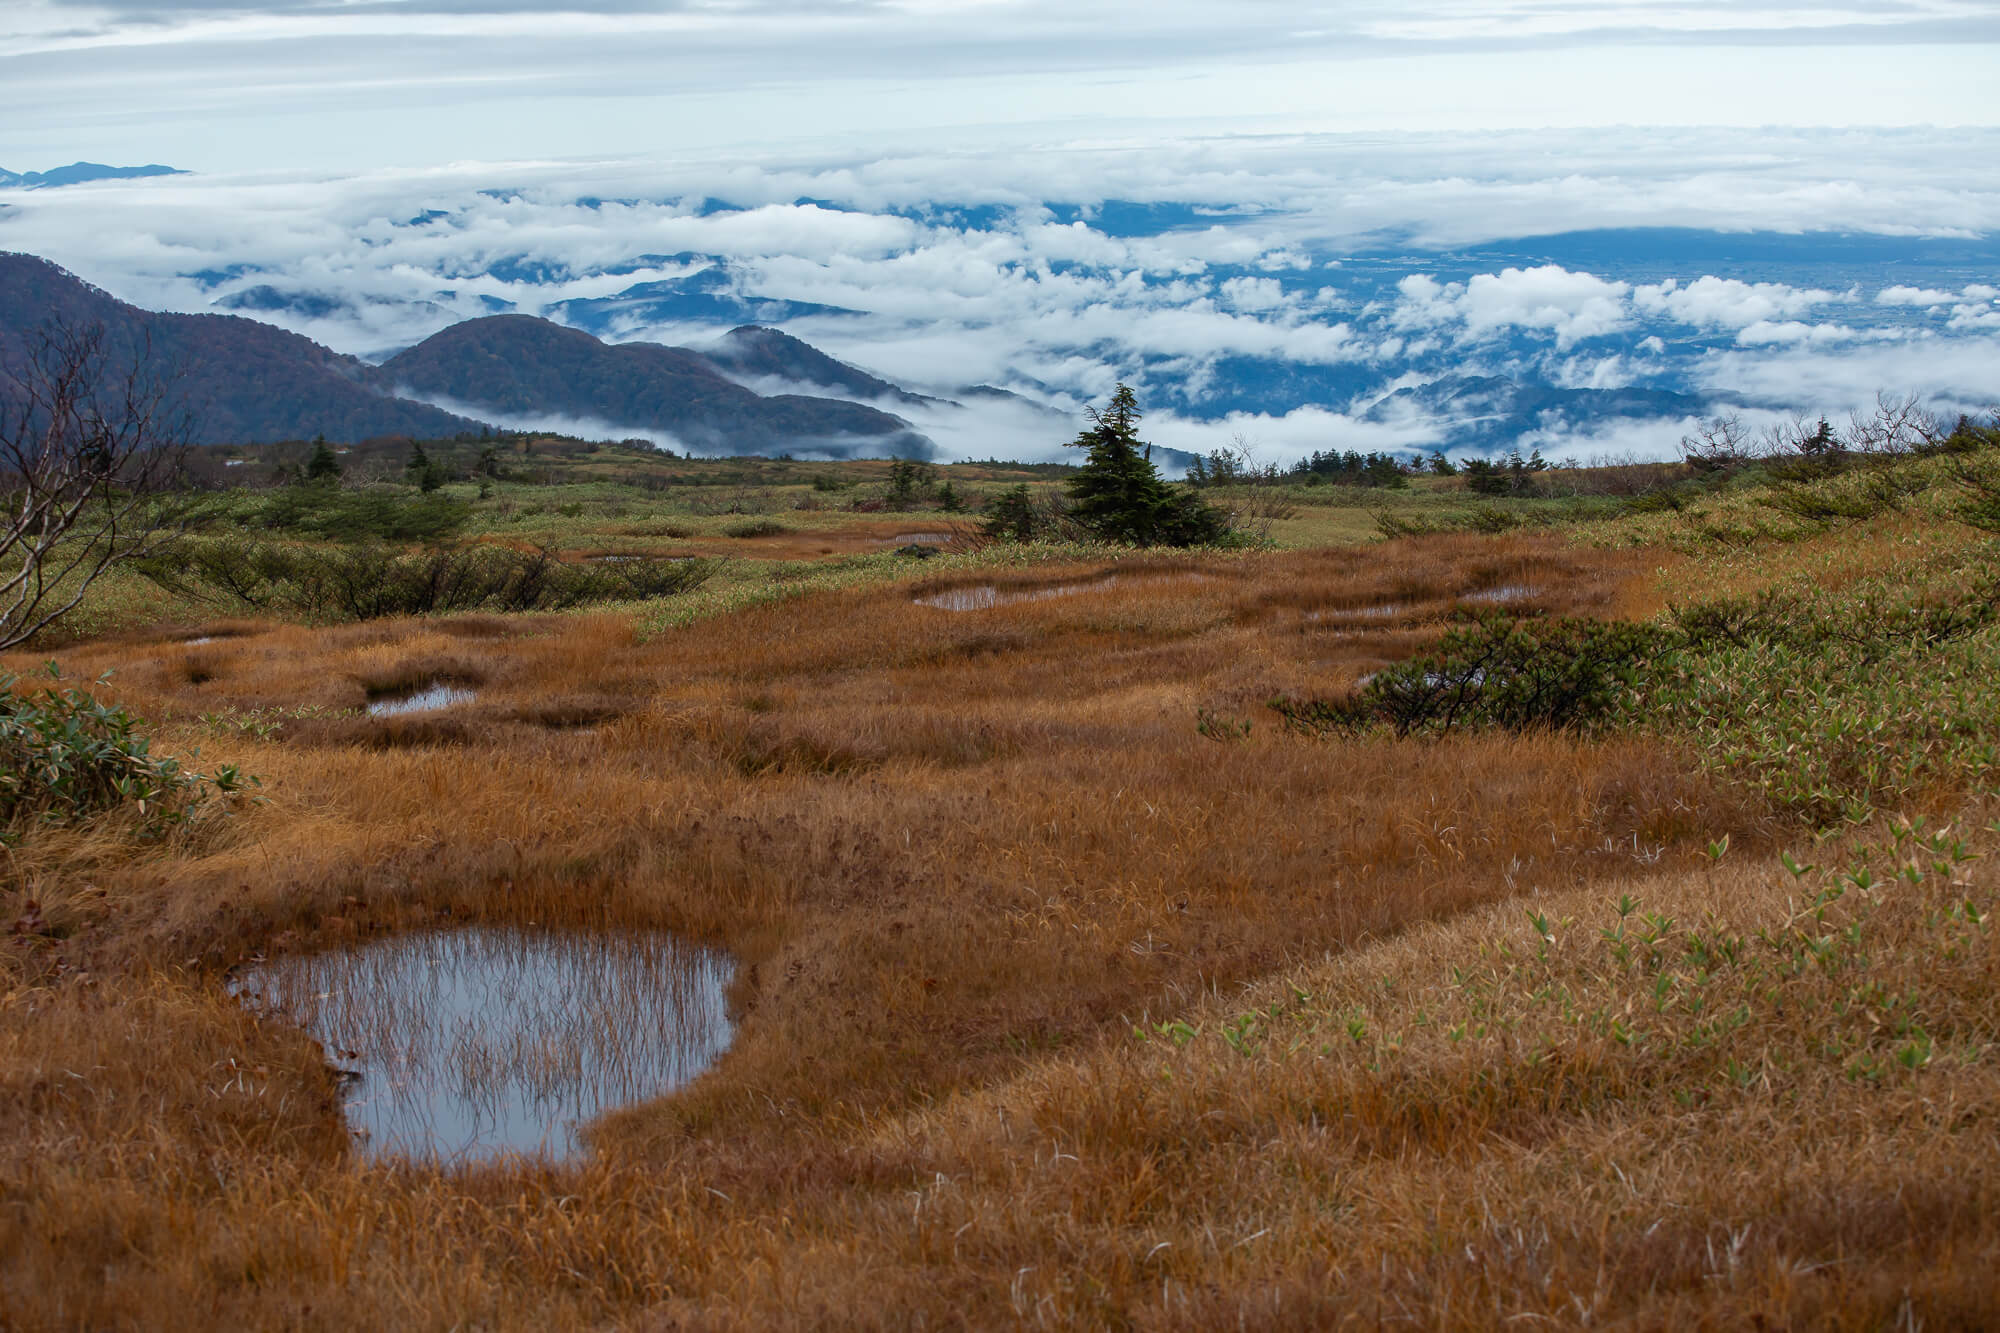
[1680,413,1758,472]
[0,320,200,648]
[1847,391,1943,456]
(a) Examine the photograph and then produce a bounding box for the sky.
[3,2,1998,462]
[6,0,2000,171]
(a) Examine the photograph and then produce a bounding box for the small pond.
[916,572,1211,612]
[1305,601,1408,623]
[232,926,734,1163]
[1463,584,1540,604]
[367,683,477,717]
[916,581,1105,611]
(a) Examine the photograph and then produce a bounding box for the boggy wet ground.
[3,533,1747,1327]
[232,927,733,1162]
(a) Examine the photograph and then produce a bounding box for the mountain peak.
[0,163,186,190]
[700,325,940,408]
[0,253,477,444]
[380,316,935,458]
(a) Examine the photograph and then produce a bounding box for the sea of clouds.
[2,127,1996,464]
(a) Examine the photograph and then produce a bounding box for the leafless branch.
[0,319,198,648]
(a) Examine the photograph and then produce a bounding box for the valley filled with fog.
[4,128,1996,464]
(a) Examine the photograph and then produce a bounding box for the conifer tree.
[1066,384,1168,543]
[1063,384,1227,546]
[305,435,341,482]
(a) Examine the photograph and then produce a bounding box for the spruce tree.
[982,484,1038,541]
[305,435,342,483]
[1064,385,1227,546]
[1065,385,1170,543]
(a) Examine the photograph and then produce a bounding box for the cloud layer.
[2,128,1995,463]
[6,0,2000,172]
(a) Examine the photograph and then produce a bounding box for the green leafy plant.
[1,666,252,836]
[1273,612,1664,740]
[138,539,715,622]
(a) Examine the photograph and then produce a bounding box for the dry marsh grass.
[5,529,1994,1328]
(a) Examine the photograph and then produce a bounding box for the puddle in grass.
[916,572,1210,612]
[1464,584,1539,604]
[366,683,477,717]
[232,927,734,1163]
[1305,601,1408,623]
[877,532,950,546]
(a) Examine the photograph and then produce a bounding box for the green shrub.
[982,485,1040,542]
[1275,543,2000,826]
[140,539,715,622]
[252,487,470,543]
[724,519,790,538]
[1648,551,2000,823]
[1,667,251,836]
[1273,613,1665,740]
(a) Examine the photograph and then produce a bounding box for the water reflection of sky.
[233,927,733,1164]
[365,684,477,717]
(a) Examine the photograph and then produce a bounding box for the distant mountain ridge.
[0,252,477,443]
[379,315,934,457]
[549,259,854,333]
[0,250,1716,464]
[1362,375,1703,446]
[697,325,941,408]
[0,162,184,189]
[0,255,943,455]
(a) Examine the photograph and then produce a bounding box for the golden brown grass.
[5,531,1993,1328]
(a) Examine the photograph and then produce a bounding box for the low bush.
[1272,612,1664,740]
[1276,542,2000,825]
[1648,550,2000,823]
[1,667,250,836]
[249,486,471,543]
[139,538,714,622]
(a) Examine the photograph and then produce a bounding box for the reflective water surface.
[1464,584,1540,604]
[232,927,734,1163]
[366,683,477,717]
[916,572,1211,611]
[916,581,1105,611]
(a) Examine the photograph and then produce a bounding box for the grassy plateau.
[3,434,1999,1328]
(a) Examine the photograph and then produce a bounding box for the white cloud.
[1512,414,1708,466]
[1949,302,2000,331]
[1218,276,1289,312]
[1877,284,1958,306]
[1141,404,1445,469]
[1636,276,1838,329]
[1392,265,1630,348]
[3,130,1997,463]
[1733,320,1861,347]
[1695,336,2000,415]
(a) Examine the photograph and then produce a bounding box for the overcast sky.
[5,0,1999,171]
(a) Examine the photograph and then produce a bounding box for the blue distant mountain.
[0,162,184,189]
[377,314,934,458]
[549,264,855,334]
[698,325,941,408]
[1361,376,1703,446]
